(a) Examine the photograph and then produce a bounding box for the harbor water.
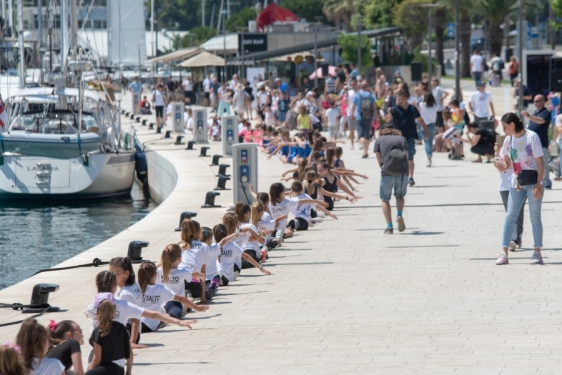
[0,182,156,290]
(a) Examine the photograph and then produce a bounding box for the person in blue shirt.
[522,94,552,188]
[351,81,379,159]
[128,76,142,94]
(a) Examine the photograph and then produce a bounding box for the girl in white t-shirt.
[138,260,205,333]
[109,257,144,349]
[234,201,266,268]
[268,182,328,245]
[158,244,206,298]
[213,224,271,286]
[178,219,211,303]
[16,318,64,375]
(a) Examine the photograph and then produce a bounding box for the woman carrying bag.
[494,112,544,265]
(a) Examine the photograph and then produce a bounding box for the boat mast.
[16,0,24,88]
[61,0,68,76]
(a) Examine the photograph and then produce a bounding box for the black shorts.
[436,111,444,128]
[204,92,210,99]
[155,105,164,118]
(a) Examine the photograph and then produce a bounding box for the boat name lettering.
[27,166,59,171]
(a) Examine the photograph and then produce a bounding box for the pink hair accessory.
[48,320,58,333]
[1,341,21,354]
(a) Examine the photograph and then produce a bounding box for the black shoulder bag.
[512,135,538,187]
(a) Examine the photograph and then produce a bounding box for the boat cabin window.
[9,113,100,134]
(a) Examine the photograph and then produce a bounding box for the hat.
[306,91,314,96]
[94,293,116,310]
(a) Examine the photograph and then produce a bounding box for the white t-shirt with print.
[500,130,544,188]
[217,241,244,281]
[156,267,192,296]
[346,90,356,117]
[471,54,484,72]
[117,282,142,307]
[269,197,300,219]
[292,193,317,222]
[86,299,144,332]
[179,240,209,273]
[469,91,493,118]
[141,284,177,331]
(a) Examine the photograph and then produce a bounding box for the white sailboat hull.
[0,152,135,198]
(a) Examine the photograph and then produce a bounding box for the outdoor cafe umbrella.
[309,65,337,80]
[178,51,225,68]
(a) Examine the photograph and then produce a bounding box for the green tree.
[432,6,449,76]
[366,0,402,28]
[225,7,257,32]
[181,26,217,47]
[477,0,517,56]
[338,34,373,71]
[280,0,328,23]
[323,0,356,31]
[393,0,430,51]
[439,0,472,77]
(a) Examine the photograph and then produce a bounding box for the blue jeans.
[502,185,543,248]
[406,138,416,161]
[380,175,408,201]
[473,71,482,87]
[420,123,436,159]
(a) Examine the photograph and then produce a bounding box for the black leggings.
[241,249,259,269]
[125,323,140,344]
[86,362,124,375]
[184,280,203,298]
[295,217,309,231]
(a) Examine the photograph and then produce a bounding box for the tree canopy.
[225,7,257,32]
[338,34,373,71]
[280,0,328,23]
[181,26,217,48]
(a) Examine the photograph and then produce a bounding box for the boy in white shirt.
[325,101,340,140]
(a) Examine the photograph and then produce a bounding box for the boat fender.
[135,151,148,181]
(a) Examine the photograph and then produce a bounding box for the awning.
[145,47,201,65]
[178,51,225,67]
[200,34,238,54]
[231,27,403,63]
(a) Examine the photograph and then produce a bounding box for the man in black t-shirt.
[522,94,552,188]
[384,91,428,187]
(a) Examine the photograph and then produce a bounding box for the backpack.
[360,94,373,119]
[384,140,408,176]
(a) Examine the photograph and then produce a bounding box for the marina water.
[0,182,156,290]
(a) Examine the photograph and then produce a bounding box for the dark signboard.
[238,33,268,55]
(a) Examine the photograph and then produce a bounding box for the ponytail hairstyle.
[222,212,238,235]
[335,146,343,159]
[326,148,335,167]
[48,320,76,347]
[109,257,135,287]
[320,162,333,175]
[256,192,269,206]
[501,112,524,132]
[0,343,26,375]
[312,138,324,153]
[297,158,308,182]
[269,182,286,205]
[95,270,117,293]
[160,244,182,283]
[234,202,251,223]
[200,226,213,243]
[305,170,324,187]
[96,300,116,338]
[251,201,264,227]
[180,219,200,249]
[213,224,229,243]
[16,318,49,369]
[138,261,157,294]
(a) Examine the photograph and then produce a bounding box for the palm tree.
[323,0,356,31]
[432,6,448,76]
[477,0,517,56]
[439,0,472,77]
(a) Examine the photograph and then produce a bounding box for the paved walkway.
[2,99,562,374]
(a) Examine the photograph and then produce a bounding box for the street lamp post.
[454,0,460,101]
[314,24,318,88]
[222,10,227,82]
[237,26,247,80]
[421,4,439,85]
[517,0,523,114]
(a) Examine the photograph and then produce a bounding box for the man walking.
[374,125,409,234]
[385,91,428,187]
[469,81,495,126]
[351,81,379,158]
[128,76,142,95]
[346,78,359,150]
[522,94,552,189]
[490,53,504,83]
[470,50,484,88]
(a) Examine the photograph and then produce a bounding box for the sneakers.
[350,145,354,150]
[260,249,267,263]
[495,253,509,265]
[384,228,393,234]
[509,241,517,252]
[396,216,406,232]
[362,153,369,159]
[311,217,323,224]
[408,178,415,187]
[531,251,543,265]
[426,160,432,167]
